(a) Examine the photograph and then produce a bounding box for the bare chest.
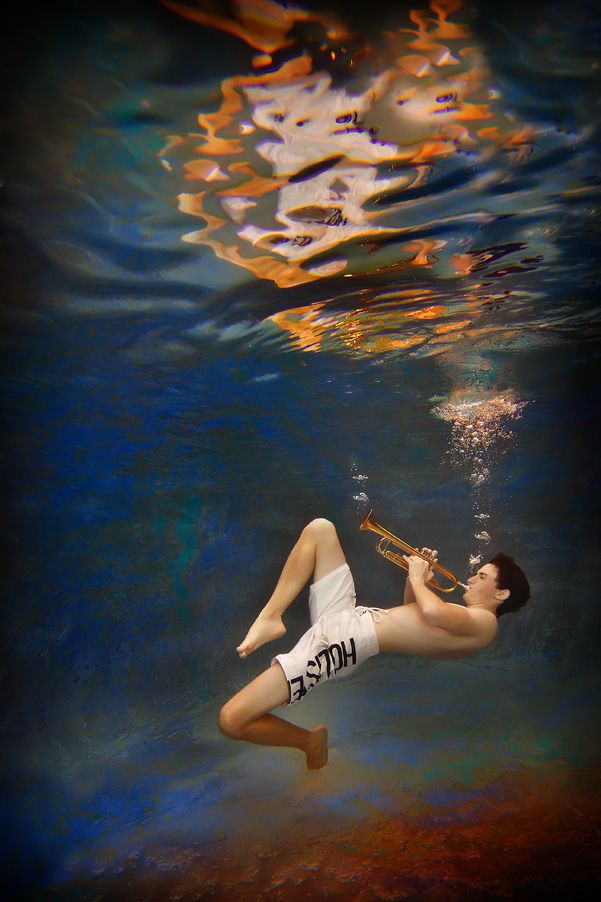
[373,604,493,658]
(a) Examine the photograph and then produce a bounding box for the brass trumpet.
[359,510,467,593]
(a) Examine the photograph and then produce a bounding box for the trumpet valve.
[376,538,390,555]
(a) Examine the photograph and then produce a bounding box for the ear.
[495,588,510,602]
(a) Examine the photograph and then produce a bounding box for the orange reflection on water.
[163,0,345,54]
[162,0,532,288]
[405,305,446,320]
[269,303,336,351]
[263,289,480,355]
[433,319,472,333]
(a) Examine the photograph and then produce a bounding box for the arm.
[403,576,417,605]
[405,556,482,636]
[403,548,437,605]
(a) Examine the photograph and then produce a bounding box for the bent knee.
[218,703,244,739]
[304,517,336,538]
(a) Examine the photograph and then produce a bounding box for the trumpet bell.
[359,510,460,593]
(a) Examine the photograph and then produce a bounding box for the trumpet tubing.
[359,510,461,593]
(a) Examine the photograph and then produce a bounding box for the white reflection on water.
[162,0,548,289]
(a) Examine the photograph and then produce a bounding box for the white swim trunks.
[273,563,383,706]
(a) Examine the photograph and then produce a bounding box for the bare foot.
[236,615,286,658]
[305,725,328,770]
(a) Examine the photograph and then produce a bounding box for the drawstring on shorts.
[355,605,389,623]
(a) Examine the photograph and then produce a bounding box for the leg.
[237,518,346,658]
[218,662,328,769]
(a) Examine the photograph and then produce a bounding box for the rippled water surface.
[3,0,601,897]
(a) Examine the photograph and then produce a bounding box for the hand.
[404,554,434,585]
[417,547,438,583]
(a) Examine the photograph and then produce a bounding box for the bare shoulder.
[447,602,498,636]
[470,608,498,643]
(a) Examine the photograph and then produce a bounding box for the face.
[463,563,503,607]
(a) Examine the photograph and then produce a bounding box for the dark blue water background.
[2,0,600,895]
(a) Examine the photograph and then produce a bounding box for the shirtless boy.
[218,518,530,769]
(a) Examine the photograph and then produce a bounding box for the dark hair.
[489,553,530,618]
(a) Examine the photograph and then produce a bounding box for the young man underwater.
[218,517,530,769]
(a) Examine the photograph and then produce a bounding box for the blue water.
[2,0,600,896]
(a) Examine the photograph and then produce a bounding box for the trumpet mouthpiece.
[458,582,469,590]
